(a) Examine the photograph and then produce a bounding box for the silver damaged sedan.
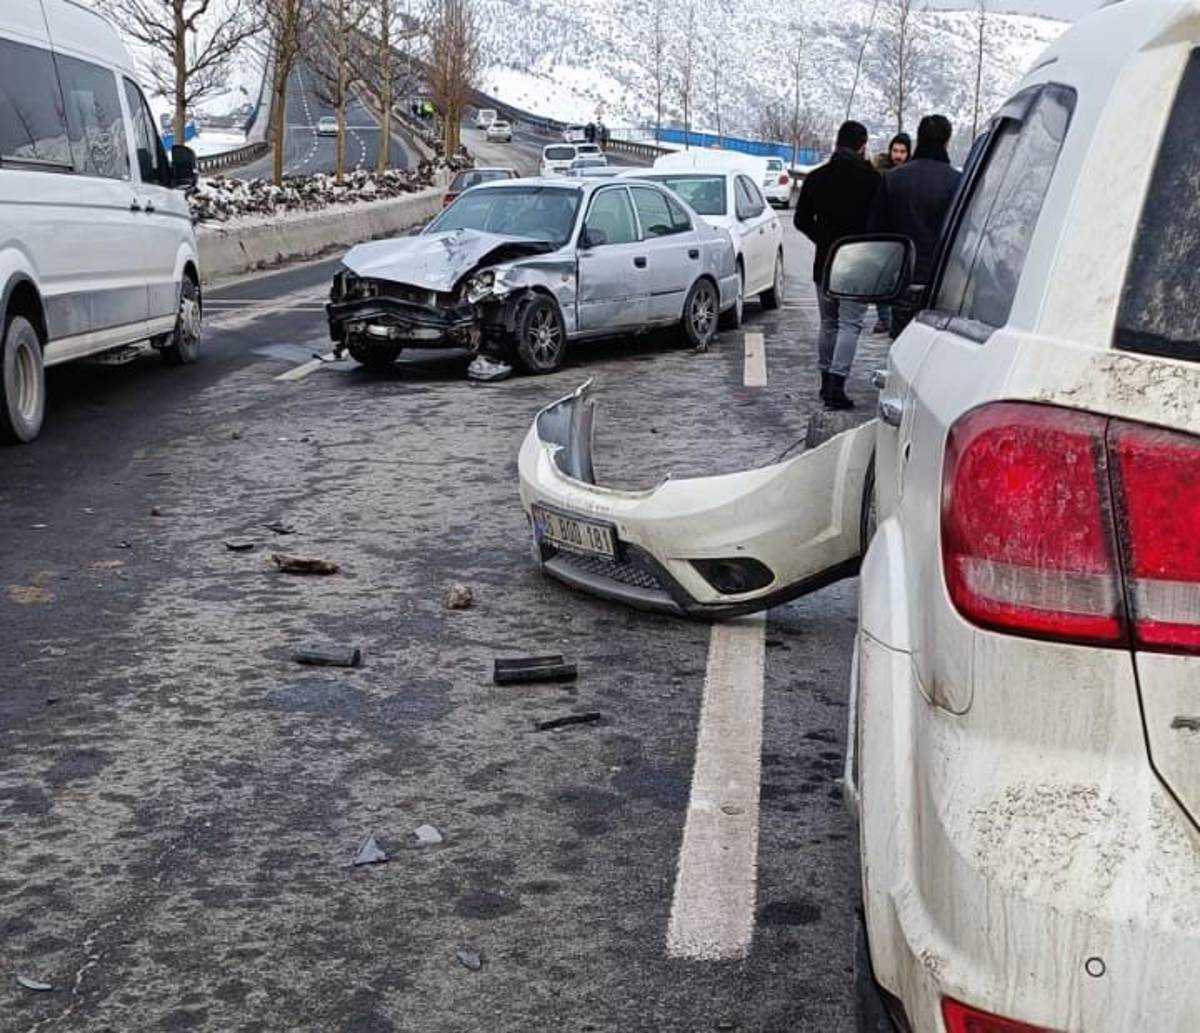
[326,177,740,373]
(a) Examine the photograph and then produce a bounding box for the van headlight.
[465,270,498,304]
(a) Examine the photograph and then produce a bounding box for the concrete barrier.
[196,185,445,285]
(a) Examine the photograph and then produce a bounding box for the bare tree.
[425,0,480,155]
[646,4,667,144]
[710,44,722,145]
[786,27,805,167]
[846,0,880,119]
[374,0,407,172]
[261,0,309,184]
[677,3,696,148]
[971,0,988,139]
[100,0,262,144]
[309,0,370,182]
[880,0,919,134]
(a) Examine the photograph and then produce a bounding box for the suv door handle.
[687,248,699,260]
[633,256,647,268]
[879,398,904,427]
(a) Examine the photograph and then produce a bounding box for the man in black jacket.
[868,114,963,337]
[794,120,880,409]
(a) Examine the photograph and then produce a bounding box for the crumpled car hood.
[341,230,556,292]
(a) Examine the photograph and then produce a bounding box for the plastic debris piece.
[443,583,474,610]
[467,355,513,382]
[294,643,362,668]
[270,553,340,575]
[494,656,577,686]
[353,834,388,867]
[17,976,52,992]
[455,947,483,971]
[263,521,297,535]
[533,712,602,733]
[414,824,444,846]
[224,538,257,552]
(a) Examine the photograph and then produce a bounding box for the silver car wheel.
[529,307,562,363]
[690,284,716,338]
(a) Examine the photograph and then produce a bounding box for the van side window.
[1116,50,1200,361]
[54,55,129,180]
[0,38,73,170]
[122,78,167,186]
[934,85,1075,334]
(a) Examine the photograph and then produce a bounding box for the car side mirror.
[822,235,916,302]
[581,227,608,249]
[171,145,198,190]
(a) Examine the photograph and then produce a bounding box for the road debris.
[263,521,297,536]
[468,355,513,382]
[533,712,602,733]
[7,584,56,606]
[455,947,483,971]
[494,655,578,686]
[294,643,362,668]
[443,583,474,610]
[413,824,444,846]
[17,976,53,992]
[269,553,340,576]
[352,835,388,867]
[1171,716,1200,732]
[224,538,257,552]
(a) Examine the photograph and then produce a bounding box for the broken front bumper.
[326,297,478,350]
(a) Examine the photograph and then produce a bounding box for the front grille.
[554,549,663,592]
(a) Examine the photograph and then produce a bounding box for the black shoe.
[819,371,831,401]
[825,374,855,411]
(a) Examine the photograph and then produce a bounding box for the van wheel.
[1,314,46,445]
[514,295,566,374]
[680,278,718,351]
[760,253,785,310]
[719,265,744,331]
[162,276,201,366]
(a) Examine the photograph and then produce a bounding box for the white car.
[316,115,337,137]
[474,108,498,129]
[761,157,791,208]
[485,120,512,142]
[0,0,202,444]
[563,124,586,143]
[540,143,580,178]
[520,2,1200,1030]
[620,167,784,327]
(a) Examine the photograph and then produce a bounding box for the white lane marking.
[744,331,766,388]
[276,352,336,381]
[667,612,767,962]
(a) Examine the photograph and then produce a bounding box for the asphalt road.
[0,223,892,1032]
[237,60,412,180]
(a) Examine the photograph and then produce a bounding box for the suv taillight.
[943,403,1200,650]
[942,403,1125,647]
[778,173,789,185]
[942,998,1055,1032]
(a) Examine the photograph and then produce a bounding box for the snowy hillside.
[474,0,1067,149]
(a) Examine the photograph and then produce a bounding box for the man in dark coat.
[869,114,963,337]
[794,120,881,409]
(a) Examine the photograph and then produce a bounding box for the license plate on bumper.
[531,505,616,558]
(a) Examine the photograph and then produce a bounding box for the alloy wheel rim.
[13,336,38,422]
[179,291,201,353]
[529,309,561,363]
[691,287,715,337]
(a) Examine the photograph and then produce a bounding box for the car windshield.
[545,146,575,161]
[426,186,581,246]
[450,169,512,190]
[635,174,726,216]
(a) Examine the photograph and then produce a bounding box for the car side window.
[122,78,167,186]
[0,38,74,170]
[630,186,681,238]
[735,176,764,220]
[583,187,638,245]
[934,85,1075,333]
[55,54,129,180]
[665,193,692,232]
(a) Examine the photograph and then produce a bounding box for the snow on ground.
[190,130,251,157]
[480,64,633,126]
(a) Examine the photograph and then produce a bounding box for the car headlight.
[465,270,497,304]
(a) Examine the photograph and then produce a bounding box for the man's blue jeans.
[816,288,867,378]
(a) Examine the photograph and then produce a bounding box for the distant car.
[576,143,602,157]
[563,125,586,143]
[441,166,519,208]
[540,143,580,178]
[326,178,739,373]
[316,115,337,137]
[762,157,792,208]
[568,155,609,176]
[620,166,784,328]
[486,120,513,142]
[474,108,498,129]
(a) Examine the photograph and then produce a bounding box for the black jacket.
[868,155,962,285]
[794,149,881,283]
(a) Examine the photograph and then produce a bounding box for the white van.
[0,0,202,444]
[474,108,497,129]
[539,143,580,178]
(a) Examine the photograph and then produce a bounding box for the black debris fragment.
[269,553,340,575]
[263,521,297,536]
[352,835,388,867]
[494,656,577,686]
[533,712,602,733]
[224,538,257,552]
[455,947,483,971]
[294,643,362,668]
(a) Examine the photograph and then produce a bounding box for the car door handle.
[879,398,905,427]
[633,256,647,268]
[687,248,699,260]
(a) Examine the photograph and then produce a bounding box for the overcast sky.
[931,0,1102,19]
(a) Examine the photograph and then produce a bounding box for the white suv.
[1,0,202,444]
[519,2,1200,1028]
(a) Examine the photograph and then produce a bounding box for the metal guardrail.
[604,137,670,161]
[197,141,269,173]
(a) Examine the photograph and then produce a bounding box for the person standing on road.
[870,132,911,335]
[794,120,881,410]
[868,114,962,338]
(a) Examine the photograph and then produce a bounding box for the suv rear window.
[545,146,575,161]
[1116,50,1200,360]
